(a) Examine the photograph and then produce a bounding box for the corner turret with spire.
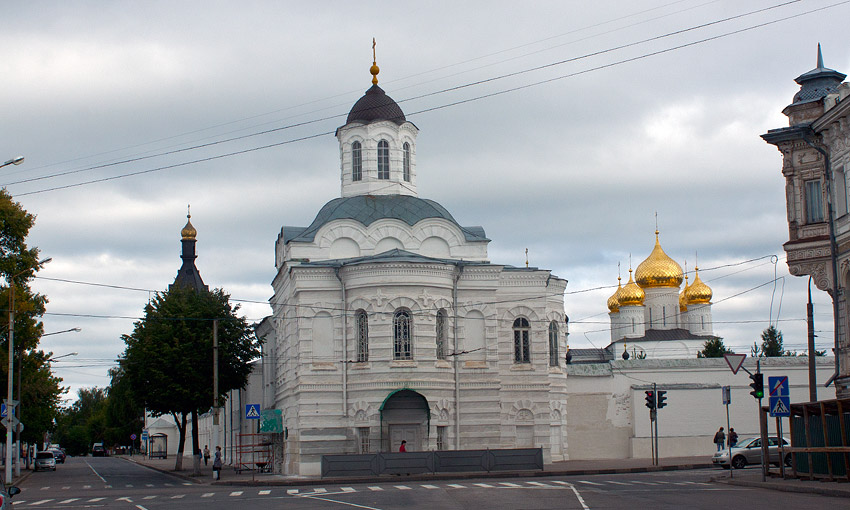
[171,206,209,292]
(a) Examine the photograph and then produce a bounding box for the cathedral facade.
[266,60,568,475]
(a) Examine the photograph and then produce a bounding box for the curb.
[713,475,850,499]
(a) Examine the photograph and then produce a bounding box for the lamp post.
[0,156,24,170]
[5,256,51,483]
[16,332,79,475]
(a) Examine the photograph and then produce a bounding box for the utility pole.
[212,319,220,463]
[807,277,817,401]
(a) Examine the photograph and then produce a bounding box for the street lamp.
[47,350,79,362]
[5,256,51,483]
[0,156,24,169]
[16,331,79,475]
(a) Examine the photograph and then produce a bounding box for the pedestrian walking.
[728,428,738,448]
[713,427,725,451]
[399,440,407,452]
[212,446,222,480]
[203,445,210,466]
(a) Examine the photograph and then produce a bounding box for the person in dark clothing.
[212,446,222,480]
[713,427,725,451]
[728,428,738,448]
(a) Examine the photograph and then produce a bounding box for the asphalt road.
[12,459,847,509]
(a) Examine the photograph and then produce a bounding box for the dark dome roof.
[346,85,406,125]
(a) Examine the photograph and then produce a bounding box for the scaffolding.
[235,433,274,474]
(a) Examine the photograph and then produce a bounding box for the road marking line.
[567,483,590,510]
[447,484,466,489]
[606,481,631,486]
[29,500,54,506]
[142,495,157,500]
[171,494,186,499]
[135,505,149,510]
[201,492,214,498]
[341,487,356,492]
[420,485,439,489]
[126,484,134,487]
[182,482,193,486]
[394,485,412,490]
[473,483,494,488]
[165,483,173,486]
[117,497,134,503]
[104,485,112,488]
[230,491,243,496]
[146,484,154,487]
[299,495,385,510]
[39,487,50,490]
[313,488,327,493]
[368,486,384,491]
[630,481,659,485]
[287,489,299,494]
[82,485,91,489]
[526,482,552,487]
[88,497,106,502]
[59,499,80,504]
[259,490,271,495]
[62,486,71,490]
[576,480,603,486]
[499,482,522,487]
[84,459,108,483]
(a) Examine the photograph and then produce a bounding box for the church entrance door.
[380,389,430,452]
[389,424,420,452]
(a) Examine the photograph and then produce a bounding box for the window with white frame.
[513,317,530,363]
[393,309,412,359]
[436,308,447,360]
[805,179,824,223]
[548,321,559,367]
[436,426,447,450]
[378,140,390,180]
[352,141,362,181]
[403,142,411,182]
[358,427,370,453]
[356,309,369,362]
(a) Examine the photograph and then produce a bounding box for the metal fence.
[321,448,543,478]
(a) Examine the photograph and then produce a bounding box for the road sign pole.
[726,400,732,479]
[653,383,659,466]
[777,416,785,479]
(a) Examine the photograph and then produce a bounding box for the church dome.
[181,214,197,240]
[607,277,622,313]
[679,274,690,312]
[685,267,712,304]
[618,270,645,306]
[346,84,406,125]
[635,231,683,288]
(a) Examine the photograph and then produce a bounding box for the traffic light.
[749,372,764,399]
[644,390,656,409]
[656,390,667,409]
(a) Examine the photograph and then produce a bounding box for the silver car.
[34,451,57,471]
[712,436,791,469]
[0,484,20,509]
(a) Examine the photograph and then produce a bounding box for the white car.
[712,436,791,469]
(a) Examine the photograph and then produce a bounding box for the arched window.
[513,317,530,363]
[403,142,411,182]
[356,309,369,362]
[436,308,447,360]
[548,321,559,367]
[378,140,390,179]
[393,309,412,359]
[352,141,362,181]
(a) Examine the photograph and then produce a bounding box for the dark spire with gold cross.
[171,205,208,292]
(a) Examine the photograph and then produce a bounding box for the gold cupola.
[607,276,622,313]
[181,208,197,240]
[685,266,712,304]
[635,230,684,288]
[679,274,690,312]
[618,269,645,306]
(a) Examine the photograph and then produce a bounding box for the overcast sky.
[2,0,848,402]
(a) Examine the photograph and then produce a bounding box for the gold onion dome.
[635,230,684,288]
[181,213,197,240]
[679,274,690,312]
[685,267,712,304]
[607,277,622,313]
[618,269,645,306]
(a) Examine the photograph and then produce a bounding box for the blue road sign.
[0,403,5,418]
[245,404,261,419]
[769,395,791,417]
[141,429,148,440]
[768,376,789,397]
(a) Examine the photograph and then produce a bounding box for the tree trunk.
[191,410,201,476]
[173,412,187,471]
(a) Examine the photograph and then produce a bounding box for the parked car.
[0,483,20,509]
[712,436,791,469]
[34,451,57,471]
[49,448,66,463]
[91,443,107,457]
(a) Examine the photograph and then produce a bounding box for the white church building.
[265,59,569,475]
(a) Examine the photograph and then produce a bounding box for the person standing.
[212,446,222,480]
[728,428,738,448]
[203,445,210,466]
[399,440,407,452]
[713,427,725,451]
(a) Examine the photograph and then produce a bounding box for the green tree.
[760,326,786,357]
[120,286,260,472]
[103,366,144,450]
[0,188,66,445]
[53,387,108,456]
[698,337,732,358]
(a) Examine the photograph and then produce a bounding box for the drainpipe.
[802,134,841,388]
[453,264,464,449]
[335,267,348,416]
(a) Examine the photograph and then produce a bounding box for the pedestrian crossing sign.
[769,396,790,417]
[246,404,261,419]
